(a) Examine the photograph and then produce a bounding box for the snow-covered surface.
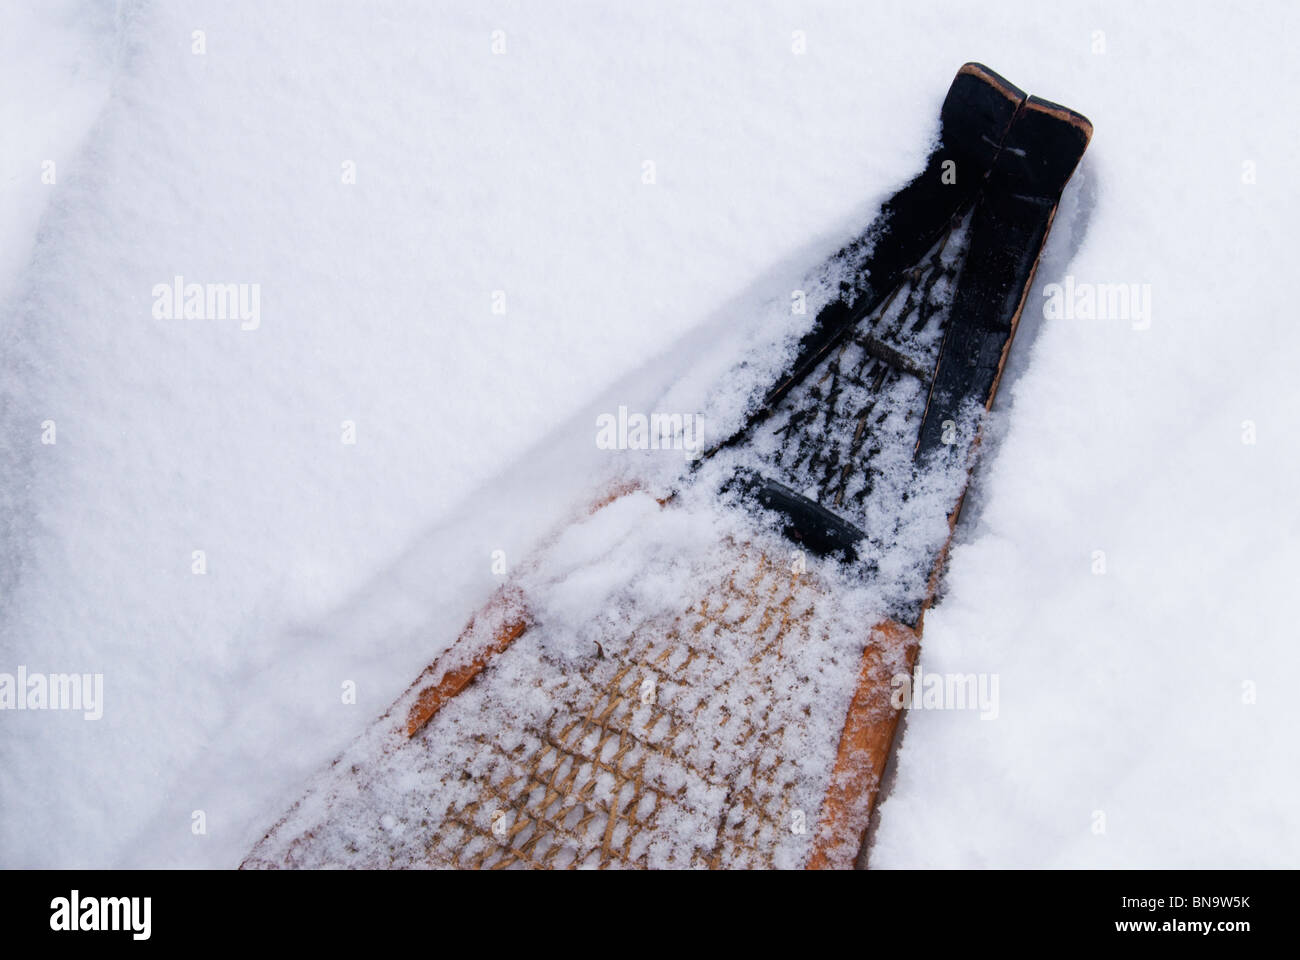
[2,0,1297,868]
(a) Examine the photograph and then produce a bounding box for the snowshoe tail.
[242,67,1090,871]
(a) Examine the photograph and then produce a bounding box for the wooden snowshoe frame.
[243,65,1091,871]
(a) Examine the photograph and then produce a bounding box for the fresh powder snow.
[1,0,1296,869]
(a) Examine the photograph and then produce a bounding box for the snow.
[2,0,1298,868]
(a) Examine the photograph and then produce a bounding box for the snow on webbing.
[244,489,912,869]
[699,215,981,621]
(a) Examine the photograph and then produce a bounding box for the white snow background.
[1,0,1296,868]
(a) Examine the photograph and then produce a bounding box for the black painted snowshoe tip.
[748,63,1029,425]
[710,66,1092,573]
